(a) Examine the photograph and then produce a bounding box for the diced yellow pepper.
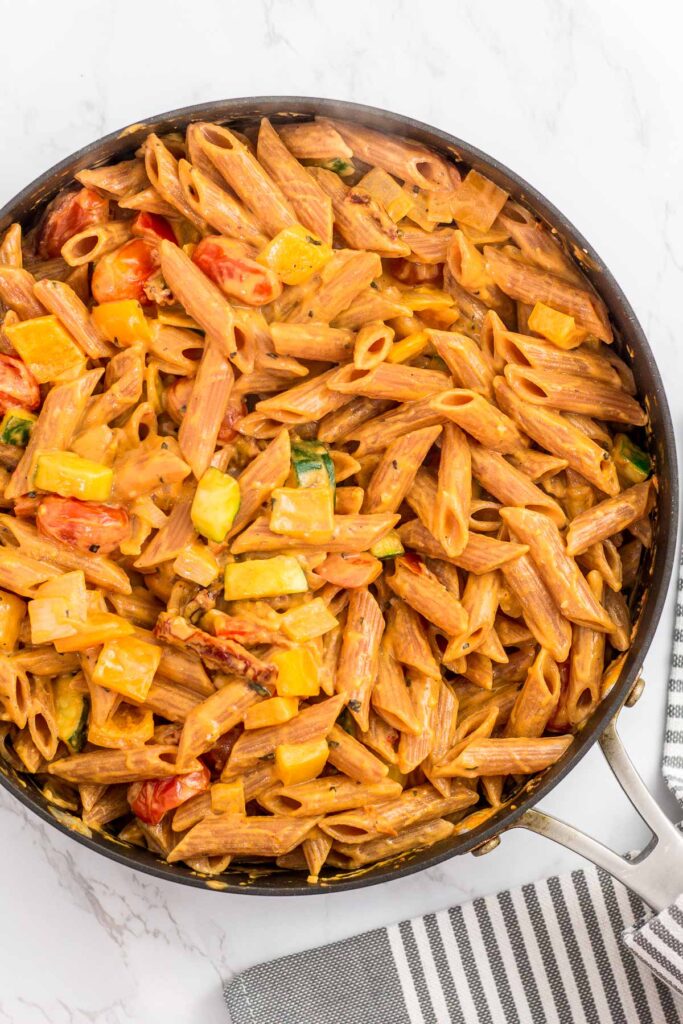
[88,703,154,749]
[527,302,588,350]
[401,287,455,311]
[275,738,328,786]
[28,597,77,644]
[91,636,162,702]
[173,541,220,587]
[280,598,338,643]
[0,590,26,652]
[36,570,87,625]
[91,300,152,346]
[224,556,308,602]
[210,779,246,815]
[271,644,320,698]
[191,467,241,543]
[243,696,299,730]
[270,486,334,543]
[54,612,135,652]
[85,590,108,616]
[359,168,414,222]
[5,315,84,383]
[34,451,113,501]
[386,330,430,364]
[258,225,333,286]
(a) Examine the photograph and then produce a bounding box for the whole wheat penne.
[504,365,646,426]
[506,649,561,738]
[447,230,505,309]
[385,599,441,680]
[500,507,615,632]
[427,329,494,396]
[494,329,622,388]
[256,367,351,423]
[231,512,399,556]
[508,449,568,482]
[257,119,333,244]
[277,121,352,161]
[177,160,267,249]
[61,221,131,266]
[301,827,333,881]
[353,715,398,765]
[387,556,467,635]
[48,745,201,784]
[329,362,450,402]
[118,187,178,216]
[577,540,623,592]
[322,118,452,191]
[500,555,571,662]
[144,134,205,229]
[335,588,384,731]
[485,247,612,343]
[142,677,202,723]
[33,278,113,358]
[75,159,147,199]
[0,656,30,727]
[0,223,22,267]
[27,675,59,761]
[564,571,607,727]
[259,776,401,817]
[169,812,320,862]
[178,338,234,480]
[228,428,291,538]
[442,734,572,777]
[159,241,239,364]
[494,378,619,495]
[462,652,494,690]
[434,423,471,557]
[284,250,382,324]
[444,571,500,661]
[603,589,631,652]
[334,287,411,330]
[270,322,355,363]
[320,782,474,844]
[363,425,441,514]
[398,671,440,773]
[310,167,409,257]
[372,637,421,735]
[353,320,394,369]
[351,395,444,455]
[497,203,586,285]
[333,818,456,868]
[565,481,654,556]
[469,440,565,527]
[0,266,45,319]
[326,723,389,784]
[429,388,525,454]
[398,518,529,574]
[177,677,267,768]
[133,489,195,569]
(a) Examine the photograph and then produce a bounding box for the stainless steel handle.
[513,686,683,911]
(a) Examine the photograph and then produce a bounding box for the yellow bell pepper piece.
[54,612,134,653]
[5,315,84,383]
[0,590,26,652]
[91,300,152,346]
[34,451,113,501]
[275,737,328,786]
[401,286,455,311]
[270,486,334,543]
[91,635,162,702]
[191,467,241,543]
[258,225,333,286]
[210,779,246,815]
[35,570,87,625]
[173,541,220,587]
[28,597,77,644]
[87,703,154,749]
[527,302,588,350]
[224,556,308,602]
[271,644,320,698]
[243,696,299,730]
[359,168,414,223]
[280,598,338,643]
[386,330,430,364]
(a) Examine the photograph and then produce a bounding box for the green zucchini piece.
[291,440,336,490]
[612,434,651,486]
[308,157,355,177]
[0,408,37,447]
[370,530,405,560]
[54,676,89,753]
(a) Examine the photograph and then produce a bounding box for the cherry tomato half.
[192,236,282,306]
[314,552,383,589]
[0,354,40,415]
[36,496,131,554]
[128,765,211,826]
[91,238,159,305]
[37,188,109,259]
[131,211,177,244]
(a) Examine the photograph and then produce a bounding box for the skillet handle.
[513,706,683,912]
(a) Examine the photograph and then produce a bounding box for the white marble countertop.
[1,0,682,1020]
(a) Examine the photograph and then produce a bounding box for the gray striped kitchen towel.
[224,864,683,1023]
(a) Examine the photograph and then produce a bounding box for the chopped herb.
[328,740,340,749]
[161,441,169,450]
[349,192,370,205]
[305,235,322,246]
[27,491,36,499]
[462,642,470,651]
[348,699,362,713]
[266,351,278,359]
[307,310,314,317]
[258,752,275,762]
[179,405,187,415]
[369,281,378,290]
[89,544,100,553]
[248,681,271,696]
[391,459,398,470]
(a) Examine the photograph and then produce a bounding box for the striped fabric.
[664,543,683,804]
[224,865,683,1023]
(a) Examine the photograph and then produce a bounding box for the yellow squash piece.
[243,696,299,730]
[270,486,334,543]
[54,612,135,653]
[91,300,152,346]
[191,467,241,543]
[5,315,84,383]
[91,635,162,702]
[275,737,329,786]
[210,779,246,815]
[527,302,588,350]
[271,644,320,698]
[173,541,220,587]
[280,598,338,643]
[54,674,89,753]
[0,590,26,652]
[224,555,308,602]
[87,703,154,749]
[34,451,113,501]
[258,225,333,286]
[0,408,37,447]
[28,597,76,645]
[36,570,88,625]
[359,167,414,223]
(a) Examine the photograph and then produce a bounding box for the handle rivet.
[471,836,501,857]
[626,676,646,708]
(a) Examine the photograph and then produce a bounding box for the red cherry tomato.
[164,377,245,443]
[218,395,247,443]
[401,552,424,574]
[131,211,176,244]
[36,496,131,554]
[315,552,383,589]
[200,728,241,776]
[91,238,159,305]
[0,354,40,415]
[37,188,109,258]
[192,236,282,306]
[128,765,211,825]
